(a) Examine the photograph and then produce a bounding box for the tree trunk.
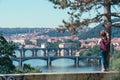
[104,0,111,69]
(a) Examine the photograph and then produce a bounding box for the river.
[13,50,101,73]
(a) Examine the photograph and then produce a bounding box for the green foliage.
[80,45,100,56]
[65,39,81,48]
[112,50,120,59]
[112,75,120,80]
[110,50,120,80]
[0,34,16,74]
[47,42,58,48]
[14,64,41,73]
[78,21,120,40]
[111,58,120,70]
[25,40,33,45]
[110,50,120,71]
[47,41,62,48]
[110,43,115,56]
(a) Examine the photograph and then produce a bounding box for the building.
[59,43,72,48]
[41,43,47,48]
[12,38,26,45]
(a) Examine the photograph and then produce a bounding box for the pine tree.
[49,0,120,69]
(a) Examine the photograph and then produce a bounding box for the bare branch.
[112,21,120,27]
[111,12,120,15]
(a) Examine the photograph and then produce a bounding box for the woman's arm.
[97,39,101,47]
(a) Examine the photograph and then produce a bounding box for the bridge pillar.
[47,57,51,68]
[34,49,37,57]
[19,59,23,69]
[31,50,34,57]
[57,50,60,56]
[75,57,79,67]
[22,49,25,57]
[66,49,69,56]
[68,49,71,56]
[45,50,48,57]
[71,50,74,56]
[19,50,22,58]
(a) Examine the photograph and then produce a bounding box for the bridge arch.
[36,50,45,56]
[14,50,21,57]
[49,56,78,67]
[48,50,57,57]
[13,61,20,66]
[50,57,76,62]
[24,50,33,57]
[59,49,69,56]
[51,58,75,67]
[21,57,48,62]
[34,48,47,56]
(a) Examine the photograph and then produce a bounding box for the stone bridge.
[12,48,101,68]
[14,47,80,57]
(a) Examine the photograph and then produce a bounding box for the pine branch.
[112,21,120,27]
[111,12,120,17]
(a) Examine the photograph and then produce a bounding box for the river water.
[13,50,101,73]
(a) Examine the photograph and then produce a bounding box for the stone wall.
[0,71,118,80]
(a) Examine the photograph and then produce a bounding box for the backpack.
[101,38,109,52]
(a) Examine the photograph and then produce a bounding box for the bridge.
[12,47,101,68]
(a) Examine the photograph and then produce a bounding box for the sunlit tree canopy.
[49,0,120,35]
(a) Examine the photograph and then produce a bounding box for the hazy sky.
[0,0,69,28]
[0,0,119,28]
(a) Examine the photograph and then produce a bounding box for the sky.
[0,0,69,28]
[0,0,119,28]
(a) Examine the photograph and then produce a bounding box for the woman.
[98,30,109,72]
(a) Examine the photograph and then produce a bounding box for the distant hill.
[78,19,120,39]
[0,28,71,37]
[0,18,119,39]
[78,24,104,39]
[0,28,41,36]
[41,29,71,37]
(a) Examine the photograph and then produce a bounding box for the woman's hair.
[99,30,107,38]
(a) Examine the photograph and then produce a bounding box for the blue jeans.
[100,50,108,70]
